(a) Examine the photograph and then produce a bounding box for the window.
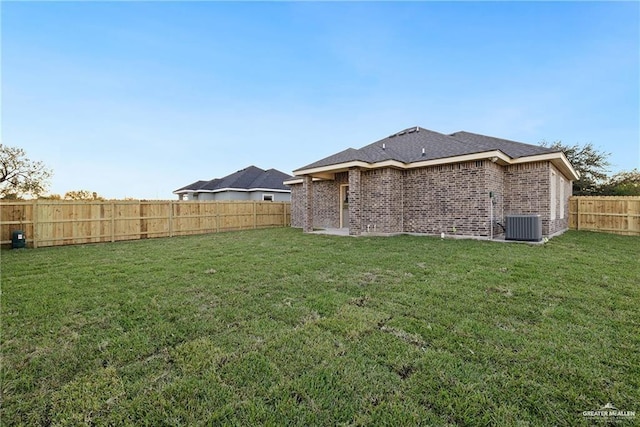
[192,193,199,200]
[262,194,274,202]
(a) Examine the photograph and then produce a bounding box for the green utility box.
[12,230,26,249]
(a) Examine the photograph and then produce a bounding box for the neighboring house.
[174,166,292,202]
[285,126,579,238]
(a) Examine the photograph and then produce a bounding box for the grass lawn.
[1,228,639,426]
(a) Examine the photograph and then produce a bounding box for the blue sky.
[3,1,639,199]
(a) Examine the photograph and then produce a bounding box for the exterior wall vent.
[505,214,542,241]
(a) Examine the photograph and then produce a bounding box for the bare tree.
[0,144,52,199]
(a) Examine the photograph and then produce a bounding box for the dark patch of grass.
[2,229,639,425]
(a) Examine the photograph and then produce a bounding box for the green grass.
[2,229,639,426]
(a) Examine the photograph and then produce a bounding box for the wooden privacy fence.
[1,200,291,248]
[569,196,640,236]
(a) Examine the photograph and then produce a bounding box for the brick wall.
[361,168,404,233]
[348,168,362,235]
[289,172,348,229]
[486,161,506,238]
[291,160,571,237]
[548,163,572,235]
[504,161,551,235]
[403,161,495,236]
[290,184,304,228]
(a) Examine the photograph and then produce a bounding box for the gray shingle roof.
[448,131,555,158]
[174,166,292,193]
[174,180,209,192]
[295,126,557,171]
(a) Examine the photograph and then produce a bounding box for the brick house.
[285,127,578,238]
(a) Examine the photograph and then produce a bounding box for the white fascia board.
[209,187,291,194]
[173,189,204,194]
[291,150,580,181]
[293,161,373,177]
[174,188,290,194]
[247,188,291,193]
[283,178,303,185]
[283,177,328,185]
[406,151,510,169]
[511,153,580,180]
[292,152,508,177]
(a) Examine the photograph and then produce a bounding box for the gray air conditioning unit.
[505,215,542,241]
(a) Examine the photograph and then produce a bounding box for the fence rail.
[1,200,291,248]
[569,196,640,236]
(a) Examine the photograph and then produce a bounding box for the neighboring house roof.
[174,166,293,194]
[175,180,209,192]
[290,126,579,181]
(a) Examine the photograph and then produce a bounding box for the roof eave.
[177,187,290,194]
[291,150,579,181]
[292,152,510,178]
[511,152,580,180]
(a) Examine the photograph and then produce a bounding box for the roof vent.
[422,148,425,156]
[382,143,386,150]
[416,126,420,132]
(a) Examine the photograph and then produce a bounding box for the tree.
[0,144,52,199]
[541,141,610,195]
[599,169,640,196]
[39,194,62,200]
[64,190,104,200]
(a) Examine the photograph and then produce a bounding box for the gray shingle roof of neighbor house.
[174,166,293,194]
[291,126,579,181]
[175,180,209,192]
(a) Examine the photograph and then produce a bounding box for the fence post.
[168,200,173,238]
[576,198,581,230]
[215,202,220,233]
[253,202,257,229]
[32,199,38,249]
[627,199,632,235]
[111,202,116,242]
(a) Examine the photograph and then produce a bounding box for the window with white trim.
[262,194,274,202]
